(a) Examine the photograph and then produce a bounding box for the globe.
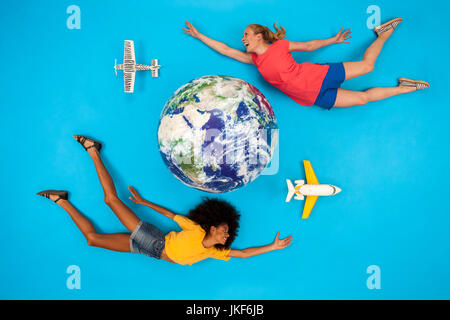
[157,75,278,193]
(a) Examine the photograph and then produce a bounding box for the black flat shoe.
[37,190,68,203]
[73,135,102,152]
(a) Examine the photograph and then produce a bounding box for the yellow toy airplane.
[286,160,341,219]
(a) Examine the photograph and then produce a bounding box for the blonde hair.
[248,22,286,43]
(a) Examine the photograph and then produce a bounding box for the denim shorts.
[129,221,165,259]
[314,62,346,110]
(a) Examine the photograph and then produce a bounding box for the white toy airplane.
[114,40,161,93]
[286,160,341,219]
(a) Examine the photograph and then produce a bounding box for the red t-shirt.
[251,39,329,106]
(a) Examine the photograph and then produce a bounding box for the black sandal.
[74,135,102,152]
[37,190,68,203]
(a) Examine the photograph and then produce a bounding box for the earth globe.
[157,75,278,193]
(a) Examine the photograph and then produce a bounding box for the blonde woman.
[183,19,429,109]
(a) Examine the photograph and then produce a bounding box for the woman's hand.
[271,232,293,250]
[332,27,352,44]
[227,232,293,259]
[128,186,145,205]
[182,20,201,39]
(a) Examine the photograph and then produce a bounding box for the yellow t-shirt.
[164,215,231,265]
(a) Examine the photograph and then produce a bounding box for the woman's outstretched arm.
[289,27,352,52]
[228,232,293,258]
[183,20,253,64]
[128,186,175,220]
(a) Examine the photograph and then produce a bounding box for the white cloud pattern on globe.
[158,75,278,193]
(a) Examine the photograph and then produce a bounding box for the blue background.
[1,0,449,299]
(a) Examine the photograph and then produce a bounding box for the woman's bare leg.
[87,148,140,232]
[343,28,394,80]
[334,86,416,107]
[54,197,131,252]
[74,135,140,233]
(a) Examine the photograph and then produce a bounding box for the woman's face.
[211,223,230,245]
[242,26,261,52]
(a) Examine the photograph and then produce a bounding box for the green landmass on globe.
[157,75,278,193]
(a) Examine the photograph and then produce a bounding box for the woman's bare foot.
[378,27,394,40]
[398,85,417,93]
[47,194,64,202]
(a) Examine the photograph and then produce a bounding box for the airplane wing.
[302,160,319,219]
[124,40,135,61]
[303,160,319,184]
[302,195,318,219]
[123,71,135,93]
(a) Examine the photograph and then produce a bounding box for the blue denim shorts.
[314,62,346,110]
[129,221,165,259]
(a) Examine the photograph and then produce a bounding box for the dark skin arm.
[128,186,175,220]
[228,232,293,258]
[129,187,292,261]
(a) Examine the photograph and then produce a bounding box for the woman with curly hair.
[37,135,292,265]
[183,18,429,110]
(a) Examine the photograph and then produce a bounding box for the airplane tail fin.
[286,179,296,202]
[151,59,160,77]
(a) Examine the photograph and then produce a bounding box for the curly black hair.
[187,197,240,250]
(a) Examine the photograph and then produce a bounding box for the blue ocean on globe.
[157,75,278,193]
